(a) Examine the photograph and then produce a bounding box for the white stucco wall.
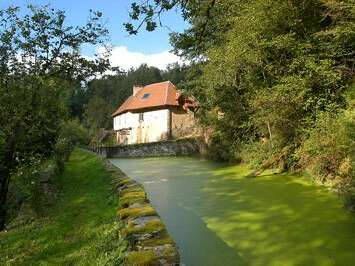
[113,112,139,131]
[113,109,170,144]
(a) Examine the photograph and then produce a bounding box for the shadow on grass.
[0,150,119,265]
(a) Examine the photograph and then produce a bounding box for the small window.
[139,113,144,122]
[141,93,150,99]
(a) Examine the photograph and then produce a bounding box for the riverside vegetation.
[0,149,127,265]
[126,0,355,208]
[0,5,110,231]
[0,5,185,265]
[0,1,354,265]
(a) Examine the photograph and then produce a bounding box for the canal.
[110,157,355,266]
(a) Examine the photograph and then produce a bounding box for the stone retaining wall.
[103,160,180,265]
[94,138,200,158]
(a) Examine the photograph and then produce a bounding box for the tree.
[125,0,227,58]
[162,62,190,85]
[0,5,109,230]
[84,96,113,133]
[194,0,354,166]
[125,0,355,183]
[125,64,163,86]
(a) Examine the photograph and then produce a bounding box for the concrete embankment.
[93,138,201,158]
[103,159,180,265]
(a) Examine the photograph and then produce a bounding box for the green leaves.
[0,4,110,228]
[296,105,355,187]
[171,0,354,176]
[0,5,110,80]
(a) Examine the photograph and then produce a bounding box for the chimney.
[133,85,144,96]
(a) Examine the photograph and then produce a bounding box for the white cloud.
[98,46,183,71]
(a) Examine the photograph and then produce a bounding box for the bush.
[6,120,84,223]
[93,221,127,265]
[53,119,89,172]
[296,106,355,192]
[8,156,43,220]
[207,133,235,161]
[240,140,276,168]
[240,138,298,172]
[8,156,60,222]
[53,138,73,172]
[58,119,90,147]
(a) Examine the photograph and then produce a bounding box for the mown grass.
[0,149,126,265]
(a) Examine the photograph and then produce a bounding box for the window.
[141,93,150,99]
[139,113,144,122]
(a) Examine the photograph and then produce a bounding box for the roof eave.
[112,104,180,117]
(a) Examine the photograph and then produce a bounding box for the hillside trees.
[82,64,164,137]
[127,1,355,194]
[162,63,190,85]
[0,5,110,230]
[194,0,355,176]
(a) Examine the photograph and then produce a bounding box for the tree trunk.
[0,137,16,231]
[267,121,272,141]
[0,169,10,231]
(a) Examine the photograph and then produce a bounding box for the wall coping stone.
[92,138,201,159]
[102,159,180,265]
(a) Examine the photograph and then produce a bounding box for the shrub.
[207,133,235,161]
[240,138,298,172]
[296,107,355,192]
[53,138,73,172]
[240,140,274,167]
[8,156,43,220]
[58,119,90,147]
[53,120,89,172]
[8,156,60,222]
[93,221,127,266]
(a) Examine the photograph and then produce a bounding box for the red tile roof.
[112,81,181,117]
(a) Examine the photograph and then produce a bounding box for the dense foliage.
[2,0,354,231]
[0,5,109,230]
[129,0,355,199]
[0,4,189,229]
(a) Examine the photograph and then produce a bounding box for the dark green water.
[110,157,355,266]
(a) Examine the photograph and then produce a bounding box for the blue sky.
[0,0,188,69]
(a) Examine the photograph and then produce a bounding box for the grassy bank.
[0,149,126,265]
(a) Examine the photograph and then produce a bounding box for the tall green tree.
[0,5,109,230]
[84,96,113,133]
[126,0,355,183]
[124,0,226,58]
[192,0,354,166]
[162,62,190,85]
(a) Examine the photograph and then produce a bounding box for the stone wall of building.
[94,138,200,158]
[170,108,198,139]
